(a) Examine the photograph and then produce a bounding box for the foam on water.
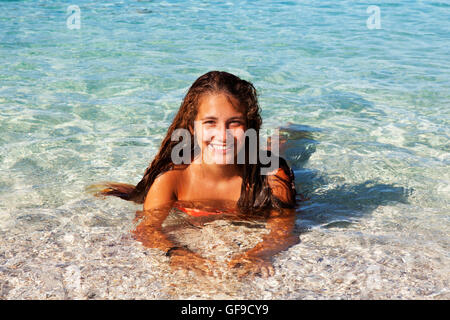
[0,0,448,299]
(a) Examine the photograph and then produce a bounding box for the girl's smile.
[91,70,297,279]
[193,93,246,165]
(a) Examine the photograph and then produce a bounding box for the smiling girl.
[90,71,299,277]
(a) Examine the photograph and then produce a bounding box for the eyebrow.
[201,116,245,121]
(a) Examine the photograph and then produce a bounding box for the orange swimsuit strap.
[174,204,233,217]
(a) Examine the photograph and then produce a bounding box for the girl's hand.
[228,252,275,278]
[169,248,216,276]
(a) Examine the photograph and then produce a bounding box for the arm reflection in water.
[132,205,299,278]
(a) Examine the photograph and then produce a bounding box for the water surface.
[0,0,448,299]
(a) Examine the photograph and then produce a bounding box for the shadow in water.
[279,123,412,232]
[296,179,411,231]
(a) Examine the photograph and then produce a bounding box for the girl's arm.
[239,209,299,259]
[228,209,299,278]
[133,171,215,275]
[229,167,299,277]
[133,171,178,252]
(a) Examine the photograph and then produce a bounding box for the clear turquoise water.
[0,0,448,299]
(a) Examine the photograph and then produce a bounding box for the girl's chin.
[205,156,234,164]
[203,152,235,164]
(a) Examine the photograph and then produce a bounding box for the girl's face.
[193,93,247,165]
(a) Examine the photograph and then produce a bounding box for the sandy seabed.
[0,207,448,300]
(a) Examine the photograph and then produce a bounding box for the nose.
[214,123,231,144]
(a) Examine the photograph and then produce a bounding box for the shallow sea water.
[0,0,449,299]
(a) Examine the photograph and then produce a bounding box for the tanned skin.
[132,93,299,278]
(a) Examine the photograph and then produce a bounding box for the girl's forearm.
[244,212,299,259]
[245,233,300,259]
[132,225,177,252]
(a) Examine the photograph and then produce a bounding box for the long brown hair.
[88,71,296,213]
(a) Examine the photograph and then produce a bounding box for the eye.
[229,120,243,126]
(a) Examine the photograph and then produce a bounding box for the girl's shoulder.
[265,156,294,180]
[155,164,189,179]
[144,165,188,210]
[266,156,296,206]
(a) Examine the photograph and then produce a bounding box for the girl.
[90,71,299,277]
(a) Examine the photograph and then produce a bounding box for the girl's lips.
[207,143,233,154]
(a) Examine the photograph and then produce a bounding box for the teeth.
[208,144,228,150]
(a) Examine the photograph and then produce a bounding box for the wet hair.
[89,71,296,214]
